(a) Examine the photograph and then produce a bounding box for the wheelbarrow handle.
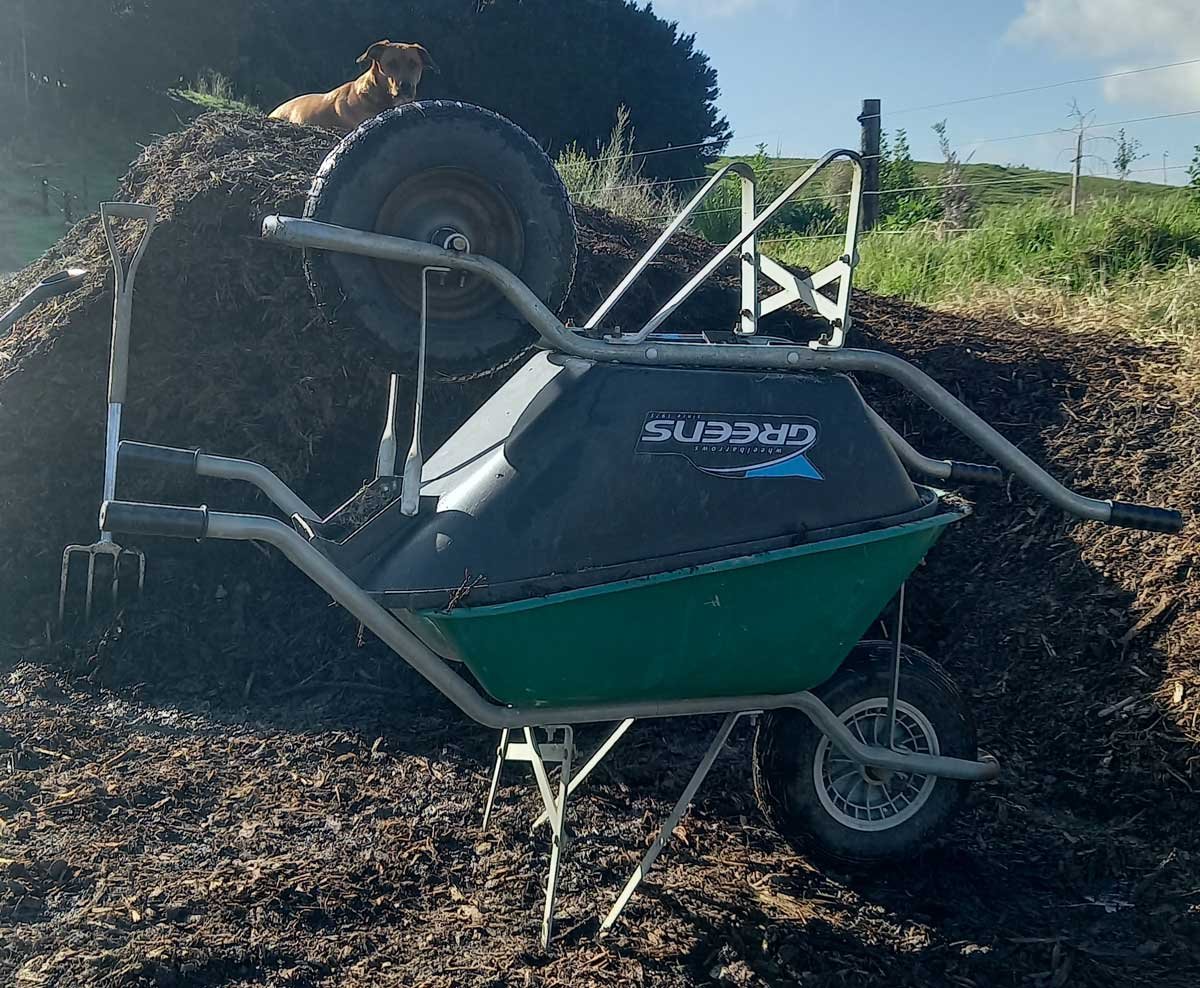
[0,268,88,337]
[1108,502,1184,534]
[945,461,1005,486]
[865,404,1004,487]
[100,500,209,540]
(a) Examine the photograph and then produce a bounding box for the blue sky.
[647,0,1200,184]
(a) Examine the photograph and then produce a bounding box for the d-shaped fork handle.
[100,201,157,405]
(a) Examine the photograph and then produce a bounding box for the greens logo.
[636,411,823,480]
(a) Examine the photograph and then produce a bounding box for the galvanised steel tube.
[196,453,319,521]
[866,405,954,482]
[262,215,1143,526]
[147,506,998,781]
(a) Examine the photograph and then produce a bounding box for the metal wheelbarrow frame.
[97,149,1182,945]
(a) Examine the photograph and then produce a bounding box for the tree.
[232,0,730,178]
[2,0,731,180]
[877,128,937,228]
[1112,128,1147,181]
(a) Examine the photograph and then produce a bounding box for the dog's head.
[357,40,438,103]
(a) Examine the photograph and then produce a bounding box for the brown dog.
[269,41,438,133]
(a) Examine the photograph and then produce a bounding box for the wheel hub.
[814,698,940,832]
[373,167,524,322]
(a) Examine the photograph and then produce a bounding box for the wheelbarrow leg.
[479,725,576,947]
[601,712,743,934]
[531,718,634,830]
[524,726,574,949]
[481,728,511,831]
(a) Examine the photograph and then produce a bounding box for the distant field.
[1,96,207,277]
[0,129,129,276]
[718,156,1176,208]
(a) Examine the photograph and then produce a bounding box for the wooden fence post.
[859,98,881,231]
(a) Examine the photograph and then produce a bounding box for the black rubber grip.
[945,460,1005,486]
[100,500,209,539]
[118,441,200,475]
[1108,501,1185,534]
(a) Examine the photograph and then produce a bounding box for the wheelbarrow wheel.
[304,100,577,379]
[752,641,975,864]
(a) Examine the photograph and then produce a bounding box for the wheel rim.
[373,166,525,322]
[813,697,940,832]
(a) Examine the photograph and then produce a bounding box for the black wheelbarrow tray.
[96,102,1184,948]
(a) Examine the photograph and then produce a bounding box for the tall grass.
[772,195,1200,303]
[174,71,260,114]
[556,106,675,225]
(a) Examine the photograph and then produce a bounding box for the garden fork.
[59,202,157,624]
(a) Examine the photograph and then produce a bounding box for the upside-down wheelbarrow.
[95,102,1184,948]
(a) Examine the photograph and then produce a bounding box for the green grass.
[556,106,677,226]
[170,71,261,116]
[719,156,1177,210]
[769,195,1200,303]
[0,213,68,276]
[1,113,144,275]
[1,72,259,275]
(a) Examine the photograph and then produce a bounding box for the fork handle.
[101,202,157,405]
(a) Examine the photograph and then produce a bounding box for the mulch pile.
[1,112,1198,987]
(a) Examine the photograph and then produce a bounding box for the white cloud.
[1009,0,1200,109]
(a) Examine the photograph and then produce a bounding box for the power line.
[570,58,1200,184]
[868,55,1200,118]
[967,107,1200,147]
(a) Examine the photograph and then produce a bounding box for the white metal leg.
[481,728,510,831]
[601,712,744,933]
[480,725,577,948]
[532,718,635,829]
[523,726,574,948]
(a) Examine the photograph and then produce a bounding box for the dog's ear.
[413,44,440,74]
[356,40,390,66]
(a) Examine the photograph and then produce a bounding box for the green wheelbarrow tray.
[415,506,966,708]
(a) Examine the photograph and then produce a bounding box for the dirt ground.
[2,114,1199,987]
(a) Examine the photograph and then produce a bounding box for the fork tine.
[58,549,73,625]
[84,552,96,622]
[58,543,146,627]
[110,552,120,612]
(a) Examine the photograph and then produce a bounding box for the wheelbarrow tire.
[752,641,975,865]
[303,100,577,379]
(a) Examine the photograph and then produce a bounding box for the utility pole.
[1163,151,1169,184]
[858,99,881,231]
[1065,100,1101,218]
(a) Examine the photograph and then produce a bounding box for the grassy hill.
[0,92,218,276]
[719,156,1177,208]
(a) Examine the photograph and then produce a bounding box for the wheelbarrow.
[96,102,1184,947]
[1,267,88,337]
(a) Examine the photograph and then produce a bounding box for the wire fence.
[567,55,1200,215]
[562,55,1200,277]
[34,175,91,226]
[572,103,1200,206]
